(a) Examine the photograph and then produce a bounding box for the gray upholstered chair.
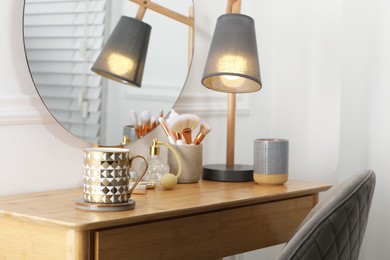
[277,170,376,260]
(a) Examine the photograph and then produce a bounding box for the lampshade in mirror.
[91,16,152,87]
[202,13,261,93]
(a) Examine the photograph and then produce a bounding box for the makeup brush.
[150,116,157,131]
[130,109,141,138]
[193,123,212,145]
[166,109,179,123]
[166,109,182,142]
[158,117,176,145]
[140,110,151,136]
[169,114,200,144]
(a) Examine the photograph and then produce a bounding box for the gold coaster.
[75,199,136,212]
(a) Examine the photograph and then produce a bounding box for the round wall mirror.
[23,0,194,146]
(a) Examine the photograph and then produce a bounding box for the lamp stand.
[202,93,253,182]
[226,92,236,167]
[131,0,194,27]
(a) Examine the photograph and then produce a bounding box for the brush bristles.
[150,116,157,130]
[129,109,139,128]
[130,109,142,138]
[169,114,200,132]
[141,110,151,123]
[199,123,212,135]
[166,110,179,126]
[140,110,151,136]
[193,123,212,145]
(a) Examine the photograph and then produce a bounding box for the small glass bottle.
[143,139,169,186]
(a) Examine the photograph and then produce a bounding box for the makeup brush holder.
[123,125,139,142]
[254,138,289,185]
[168,144,203,183]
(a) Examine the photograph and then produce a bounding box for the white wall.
[1,0,389,259]
[0,0,88,194]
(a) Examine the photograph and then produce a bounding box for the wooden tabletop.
[0,180,331,230]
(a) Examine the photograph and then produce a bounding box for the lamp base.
[202,164,254,182]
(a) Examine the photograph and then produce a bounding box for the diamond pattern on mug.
[102,187,110,194]
[118,186,126,194]
[111,187,118,195]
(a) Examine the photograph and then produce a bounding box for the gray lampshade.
[91,16,151,87]
[202,14,261,93]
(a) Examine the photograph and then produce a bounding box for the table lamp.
[202,1,262,182]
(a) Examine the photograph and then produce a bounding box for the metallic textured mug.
[83,148,147,204]
[254,139,289,185]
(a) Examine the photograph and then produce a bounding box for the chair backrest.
[277,170,376,260]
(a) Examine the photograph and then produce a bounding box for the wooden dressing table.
[0,180,331,259]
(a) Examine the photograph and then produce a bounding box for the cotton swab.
[158,117,176,145]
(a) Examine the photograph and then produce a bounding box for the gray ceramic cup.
[168,144,203,183]
[253,139,289,185]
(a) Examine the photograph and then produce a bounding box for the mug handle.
[127,155,148,196]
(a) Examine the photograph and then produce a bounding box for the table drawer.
[95,212,220,260]
[221,195,315,257]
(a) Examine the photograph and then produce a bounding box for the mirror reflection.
[24,0,194,145]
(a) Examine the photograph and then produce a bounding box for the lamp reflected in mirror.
[91,16,151,87]
[90,0,194,145]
